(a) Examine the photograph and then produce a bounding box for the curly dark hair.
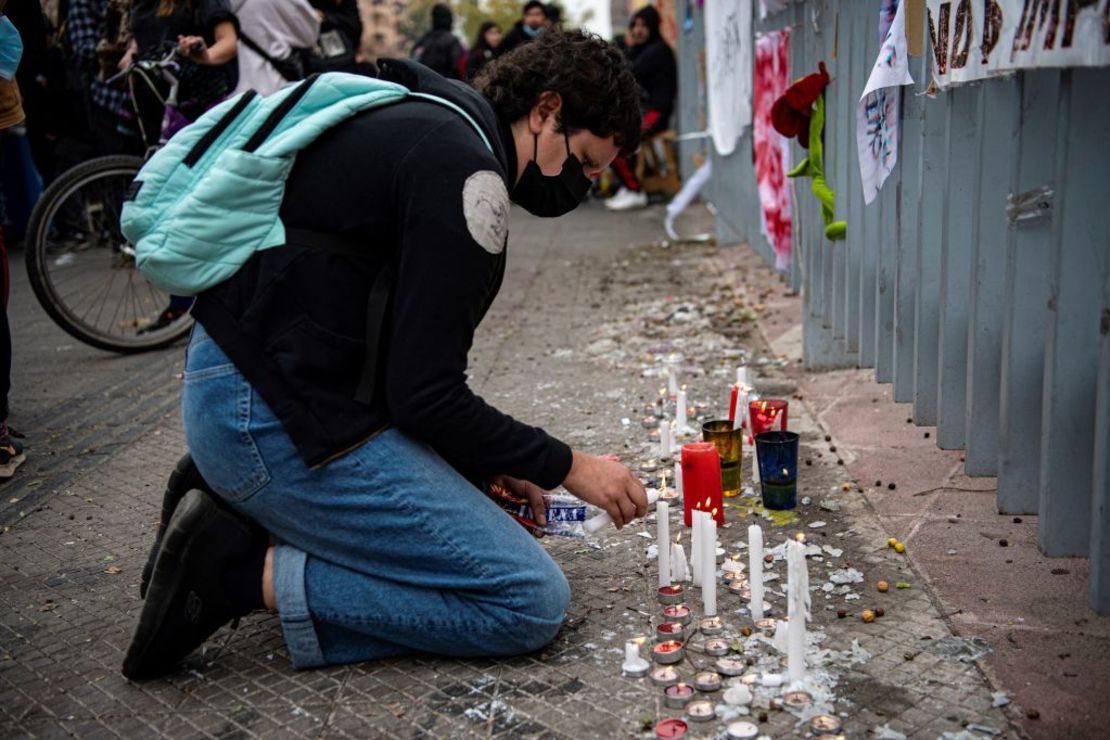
[475,30,643,157]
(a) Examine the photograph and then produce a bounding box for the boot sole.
[140,454,208,599]
[123,489,220,681]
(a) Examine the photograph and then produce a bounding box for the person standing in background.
[494,0,545,57]
[305,0,360,73]
[411,3,462,80]
[605,5,675,212]
[231,0,318,95]
[0,0,27,479]
[465,21,499,81]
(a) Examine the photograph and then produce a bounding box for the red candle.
[727,385,739,423]
[681,442,724,526]
[749,399,789,436]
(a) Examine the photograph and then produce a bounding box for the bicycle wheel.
[25,155,194,353]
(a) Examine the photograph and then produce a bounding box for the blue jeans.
[180,325,570,669]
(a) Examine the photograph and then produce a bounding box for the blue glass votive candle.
[755,431,800,510]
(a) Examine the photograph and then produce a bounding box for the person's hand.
[562,451,647,529]
[492,474,549,527]
[177,35,209,63]
[118,47,136,71]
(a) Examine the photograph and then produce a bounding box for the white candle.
[622,638,650,676]
[583,488,660,534]
[751,438,761,486]
[702,512,717,617]
[748,525,764,620]
[736,366,749,389]
[732,389,747,431]
[671,541,690,582]
[657,501,671,588]
[786,539,809,686]
[691,507,703,587]
[667,358,680,396]
[676,387,690,434]
[658,419,673,458]
[674,460,684,497]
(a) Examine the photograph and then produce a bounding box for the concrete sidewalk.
[1,201,1018,738]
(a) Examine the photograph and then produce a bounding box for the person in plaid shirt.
[67,0,141,154]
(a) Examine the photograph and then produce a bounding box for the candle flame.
[795,532,806,543]
[631,636,647,645]
[675,532,682,544]
[661,470,668,489]
[730,554,740,561]
[681,384,687,391]
[711,508,718,517]
[782,468,789,477]
[704,497,711,508]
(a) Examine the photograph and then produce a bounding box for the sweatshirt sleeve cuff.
[532,437,573,491]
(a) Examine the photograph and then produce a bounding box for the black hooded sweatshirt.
[412,4,464,79]
[191,59,574,490]
[628,6,676,123]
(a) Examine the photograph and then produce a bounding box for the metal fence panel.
[672,0,1110,611]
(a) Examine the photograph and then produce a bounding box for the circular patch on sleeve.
[462,170,510,255]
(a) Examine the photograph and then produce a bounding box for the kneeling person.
[124,30,646,679]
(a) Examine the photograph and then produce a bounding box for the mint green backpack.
[121,73,493,296]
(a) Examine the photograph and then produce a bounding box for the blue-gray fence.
[675,0,1110,613]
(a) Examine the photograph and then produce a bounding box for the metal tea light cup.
[703,637,730,656]
[664,682,695,709]
[754,431,800,510]
[650,665,680,687]
[701,419,743,497]
[693,671,722,692]
[653,640,684,664]
[662,603,692,625]
[657,584,685,605]
[656,621,687,642]
[685,699,716,722]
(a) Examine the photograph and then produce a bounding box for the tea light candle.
[685,699,716,722]
[650,665,680,687]
[783,690,813,709]
[655,622,686,642]
[725,720,759,739]
[698,616,723,635]
[662,603,691,624]
[642,416,661,429]
[739,673,759,685]
[658,584,684,605]
[621,638,651,677]
[722,555,744,575]
[663,682,695,709]
[809,715,843,734]
[748,525,764,620]
[716,657,747,676]
[652,640,684,664]
[653,717,688,739]
[755,617,777,636]
[657,500,671,588]
[728,581,750,597]
[693,671,722,692]
[640,459,661,473]
[703,637,730,656]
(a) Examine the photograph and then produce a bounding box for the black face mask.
[510,130,592,218]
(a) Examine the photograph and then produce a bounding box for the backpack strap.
[285,228,392,406]
[242,75,320,153]
[239,32,299,81]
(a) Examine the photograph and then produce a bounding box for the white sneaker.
[605,187,649,211]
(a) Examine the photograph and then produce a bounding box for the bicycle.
[24,49,194,353]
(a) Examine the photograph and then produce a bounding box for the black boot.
[122,489,264,681]
[140,453,213,599]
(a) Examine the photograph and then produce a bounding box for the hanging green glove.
[787,94,847,240]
